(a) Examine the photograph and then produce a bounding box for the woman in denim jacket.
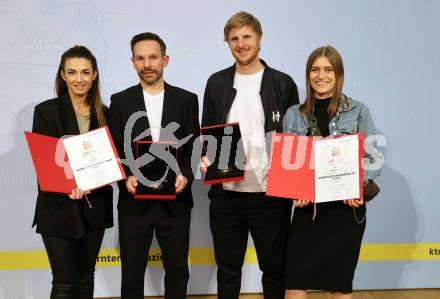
[284,46,383,299]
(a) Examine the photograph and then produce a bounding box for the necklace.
[74,109,91,118]
[72,101,91,118]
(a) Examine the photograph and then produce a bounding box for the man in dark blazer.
[201,12,299,299]
[108,32,199,299]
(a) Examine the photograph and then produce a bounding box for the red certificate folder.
[134,141,177,200]
[24,126,126,193]
[200,122,245,184]
[266,133,364,202]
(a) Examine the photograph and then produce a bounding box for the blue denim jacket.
[282,95,383,183]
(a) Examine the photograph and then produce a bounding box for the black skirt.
[285,201,366,293]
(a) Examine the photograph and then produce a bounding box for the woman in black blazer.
[32,45,113,299]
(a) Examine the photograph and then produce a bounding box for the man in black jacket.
[201,12,299,299]
[108,32,199,299]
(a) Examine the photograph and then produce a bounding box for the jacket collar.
[135,81,174,102]
[221,59,272,124]
[225,59,271,81]
[305,94,357,123]
[338,94,356,112]
[60,93,99,135]
[328,94,357,122]
[60,93,80,135]
[134,82,174,140]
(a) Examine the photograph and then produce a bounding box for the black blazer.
[108,83,200,217]
[31,95,113,238]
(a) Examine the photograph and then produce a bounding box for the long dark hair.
[55,45,106,126]
[299,46,344,119]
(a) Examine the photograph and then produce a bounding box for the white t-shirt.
[223,69,268,192]
[143,90,164,142]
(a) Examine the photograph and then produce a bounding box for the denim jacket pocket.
[337,119,358,135]
[284,125,308,136]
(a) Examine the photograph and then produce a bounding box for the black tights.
[42,230,104,299]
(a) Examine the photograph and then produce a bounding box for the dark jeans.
[42,230,105,299]
[119,202,191,299]
[209,190,291,299]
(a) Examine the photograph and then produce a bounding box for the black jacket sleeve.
[284,74,300,112]
[201,76,215,128]
[179,94,200,181]
[108,95,133,177]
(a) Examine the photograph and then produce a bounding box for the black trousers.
[42,230,105,299]
[209,190,291,299]
[119,202,191,299]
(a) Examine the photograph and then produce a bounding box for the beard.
[137,68,163,86]
[231,47,260,67]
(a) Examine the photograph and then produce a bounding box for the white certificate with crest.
[314,134,360,203]
[62,126,125,191]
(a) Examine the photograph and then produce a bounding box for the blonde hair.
[223,11,263,41]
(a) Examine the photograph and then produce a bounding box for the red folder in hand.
[266,133,364,202]
[25,131,76,193]
[24,126,125,193]
[267,133,315,200]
